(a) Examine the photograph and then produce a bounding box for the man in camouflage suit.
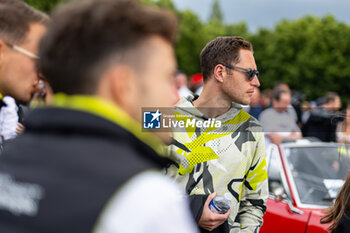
[166,36,268,233]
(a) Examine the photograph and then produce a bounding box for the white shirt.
[259,107,301,149]
[178,86,193,98]
[0,96,18,141]
[195,86,203,96]
[94,171,199,233]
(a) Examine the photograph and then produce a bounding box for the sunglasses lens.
[248,70,259,81]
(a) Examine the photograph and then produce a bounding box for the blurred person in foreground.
[0,0,48,103]
[259,89,302,148]
[166,36,268,233]
[321,172,350,232]
[0,0,48,150]
[0,1,198,233]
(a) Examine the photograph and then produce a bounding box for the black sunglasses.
[222,64,259,81]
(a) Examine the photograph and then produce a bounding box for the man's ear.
[213,64,225,83]
[98,65,137,109]
[0,40,6,69]
[111,66,135,105]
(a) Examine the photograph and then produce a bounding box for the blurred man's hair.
[39,0,177,95]
[273,89,291,101]
[324,92,339,104]
[273,81,290,91]
[0,0,49,44]
[200,36,253,82]
[261,89,272,98]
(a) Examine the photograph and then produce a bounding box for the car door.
[260,145,311,233]
[305,210,329,233]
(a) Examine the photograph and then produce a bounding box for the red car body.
[260,140,350,233]
[261,199,330,233]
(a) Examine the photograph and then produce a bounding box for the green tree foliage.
[140,0,176,10]
[26,0,349,101]
[25,0,69,13]
[251,15,350,100]
[175,12,249,75]
[175,0,249,75]
[175,10,204,75]
[209,0,223,22]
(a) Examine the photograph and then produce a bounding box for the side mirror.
[270,181,285,200]
[272,186,284,197]
[271,183,304,215]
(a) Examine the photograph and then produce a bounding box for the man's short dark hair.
[273,89,291,101]
[200,36,253,82]
[39,0,177,95]
[0,0,49,44]
[324,92,339,104]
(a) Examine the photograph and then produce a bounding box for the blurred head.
[323,92,341,111]
[250,87,260,106]
[261,88,272,108]
[273,81,290,92]
[39,0,178,142]
[174,71,188,89]
[200,36,260,105]
[0,0,49,102]
[301,101,310,113]
[272,89,291,113]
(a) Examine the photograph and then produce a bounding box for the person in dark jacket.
[0,1,198,233]
[303,92,342,142]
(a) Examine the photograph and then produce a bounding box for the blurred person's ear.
[97,65,139,117]
[0,40,6,69]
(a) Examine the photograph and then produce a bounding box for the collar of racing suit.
[51,93,166,156]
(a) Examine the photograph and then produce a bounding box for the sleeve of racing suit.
[188,194,207,223]
[235,132,268,233]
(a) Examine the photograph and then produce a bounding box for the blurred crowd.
[0,0,349,233]
[174,72,350,147]
[4,69,348,149]
[1,30,349,149]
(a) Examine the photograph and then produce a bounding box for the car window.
[284,145,350,206]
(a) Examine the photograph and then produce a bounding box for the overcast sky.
[172,0,350,32]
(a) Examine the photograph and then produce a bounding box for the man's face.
[273,92,291,112]
[221,49,260,105]
[333,96,341,111]
[0,23,46,102]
